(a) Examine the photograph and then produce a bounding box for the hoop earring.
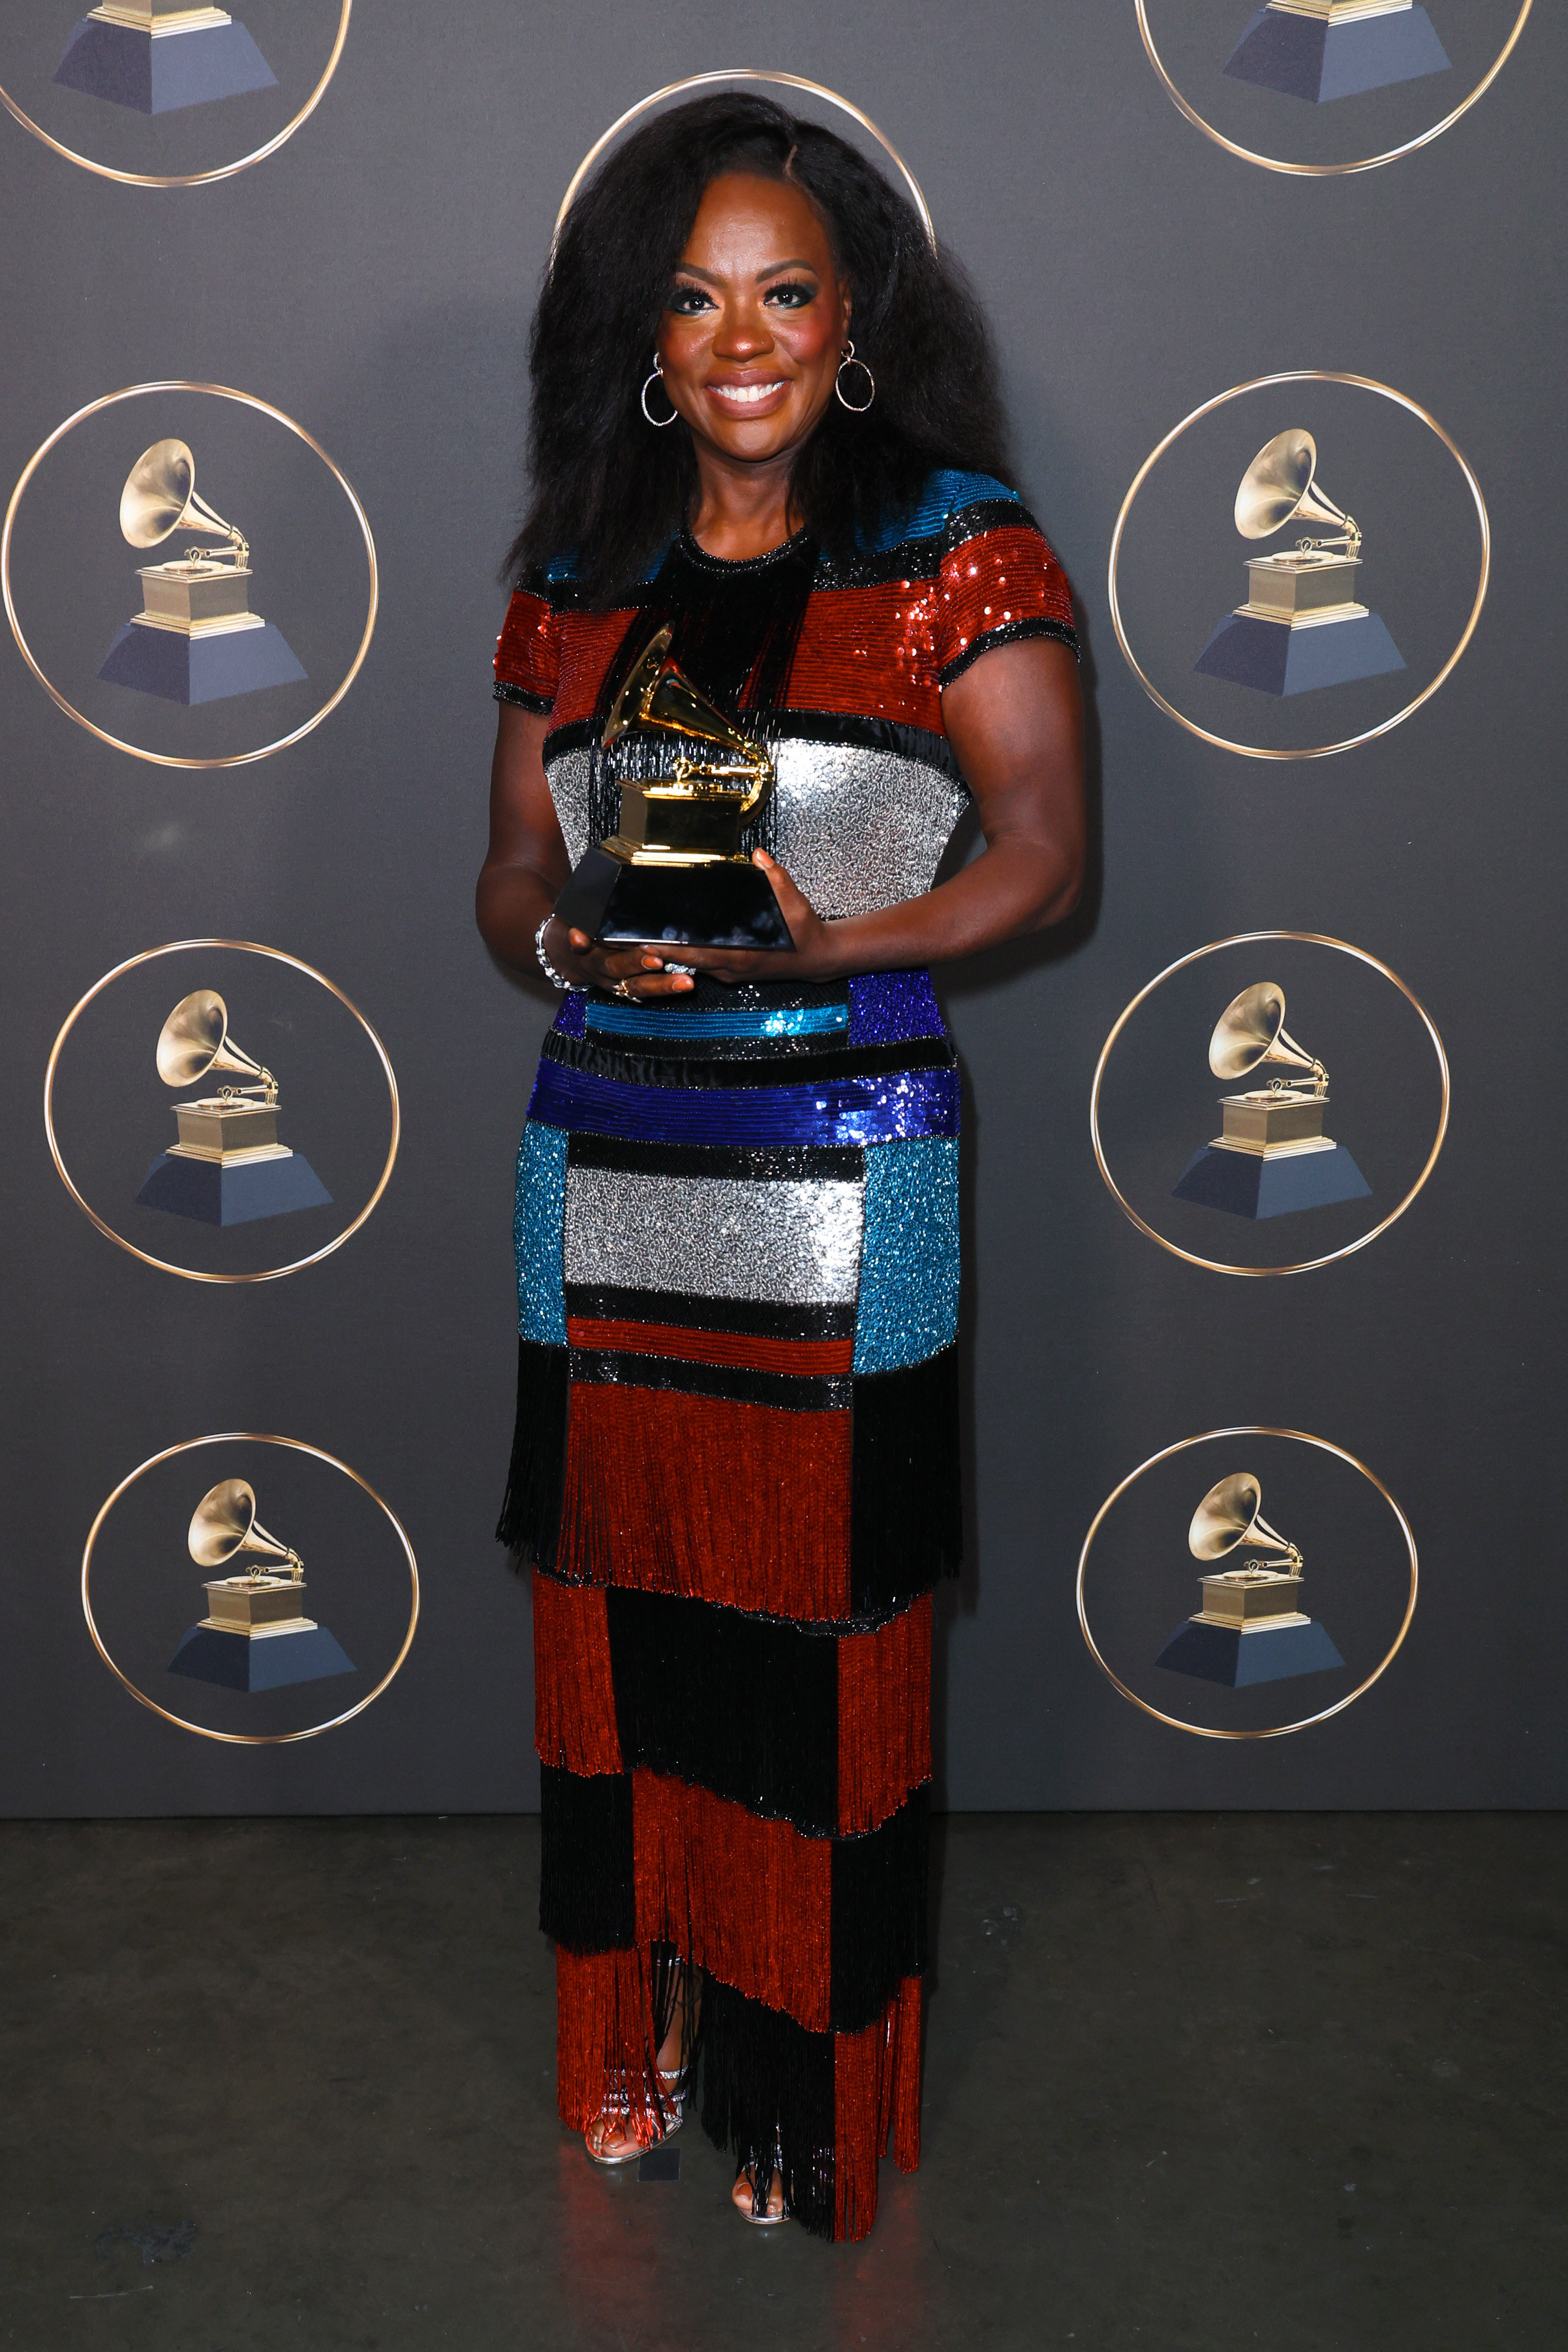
[640,358,678,429]
[835,341,876,414]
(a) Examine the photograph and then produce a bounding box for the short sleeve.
[494,586,560,713]
[933,516,1078,686]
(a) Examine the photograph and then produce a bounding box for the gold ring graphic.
[3,381,377,769]
[82,1431,418,1745]
[0,1,352,189]
[554,70,935,259]
[1090,931,1449,1277]
[1077,1426,1418,1741]
[1135,0,1531,178]
[1108,371,1488,761]
[46,939,399,1285]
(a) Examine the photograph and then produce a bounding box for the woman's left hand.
[655,852,837,985]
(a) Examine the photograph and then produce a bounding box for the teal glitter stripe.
[514,1121,568,1343]
[853,1136,961,1373]
[584,1001,848,1040]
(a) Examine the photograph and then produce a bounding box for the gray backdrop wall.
[2,0,1561,1814]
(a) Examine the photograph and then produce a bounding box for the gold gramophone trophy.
[134,989,332,1229]
[1156,1473,1344,1687]
[1171,982,1370,1220]
[98,440,305,706]
[551,626,795,950]
[1224,1,1450,108]
[1193,430,1404,697]
[54,2,277,119]
[167,1479,354,1692]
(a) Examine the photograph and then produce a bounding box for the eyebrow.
[673,259,821,285]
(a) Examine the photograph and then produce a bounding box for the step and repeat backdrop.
[1,1,1559,1814]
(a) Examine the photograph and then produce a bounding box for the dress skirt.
[499,968,961,2240]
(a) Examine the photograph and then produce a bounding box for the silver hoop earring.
[834,340,876,414]
[640,358,678,428]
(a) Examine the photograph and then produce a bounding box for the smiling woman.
[476,91,1085,2242]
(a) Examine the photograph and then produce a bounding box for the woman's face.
[656,171,850,465]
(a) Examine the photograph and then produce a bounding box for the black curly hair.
[506,92,1015,605]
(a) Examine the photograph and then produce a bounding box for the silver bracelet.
[534,913,572,991]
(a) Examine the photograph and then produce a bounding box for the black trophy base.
[1156,1617,1345,1688]
[99,621,305,705]
[1173,1142,1371,1220]
[54,18,277,114]
[555,846,795,951]
[166,1623,356,1692]
[1194,610,1404,696]
[1223,7,1451,102]
[135,1151,332,1228]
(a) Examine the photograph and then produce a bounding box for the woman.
[476,93,1084,2240]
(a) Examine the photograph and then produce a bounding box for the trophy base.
[134,1149,333,1226]
[99,619,306,704]
[554,845,795,951]
[1194,609,1404,696]
[1223,7,1450,101]
[1156,1615,1345,1687]
[1172,1140,1370,1219]
[166,1621,356,1692]
[54,18,277,114]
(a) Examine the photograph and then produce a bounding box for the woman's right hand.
[544,918,696,999]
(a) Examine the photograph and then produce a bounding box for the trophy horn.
[601,626,775,815]
[1188,1473,1302,1572]
[155,990,277,1102]
[1208,982,1327,1095]
[187,1479,303,1577]
[1234,428,1359,555]
[119,439,249,566]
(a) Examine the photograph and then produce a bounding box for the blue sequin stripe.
[853,1137,961,1372]
[513,1122,568,1342]
[585,1000,848,1040]
[528,1058,959,1148]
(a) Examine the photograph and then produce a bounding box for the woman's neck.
[687,444,799,563]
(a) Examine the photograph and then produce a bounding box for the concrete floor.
[1,1814,1563,2351]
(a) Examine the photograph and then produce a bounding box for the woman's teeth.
[712,380,784,405]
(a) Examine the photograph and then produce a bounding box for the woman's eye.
[668,285,715,314]
[765,280,816,309]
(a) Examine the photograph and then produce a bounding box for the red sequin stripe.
[837,1596,932,1834]
[554,1943,668,2139]
[494,589,559,700]
[833,1975,923,2241]
[784,584,944,730]
[532,1571,623,1775]
[935,523,1075,675]
[557,1381,853,1620]
[567,1315,854,1377]
[632,1768,834,2030]
[547,604,642,728]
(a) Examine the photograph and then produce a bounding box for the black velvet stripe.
[850,1347,963,1620]
[543,706,962,787]
[542,1029,957,1092]
[493,681,553,713]
[495,1338,568,1569]
[565,1284,857,1342]
[570,1349,851,1414]
[566,1136,864,1184]
[538,1765,635,1952]
[698,1978,838,2238]
[938,615,1080,685]
[830,1788,930,2033]
[605,1586,841,1836]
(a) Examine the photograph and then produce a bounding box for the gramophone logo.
[97,439,306,707]
[53,1,277,116]
[1224,2,1451,106]
[1171,981,1371,1220]
[1156,1474,1345,1688]
[134,988,332,1228]
[1194,429,1405,697]
[167,1478,355,1694]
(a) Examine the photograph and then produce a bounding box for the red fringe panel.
[567,1316,855,1378]
[837,1596,933,1834]
[558,1382,853,1621]
[832,1974,925,2242]
[532,1573,623,1776]
[554,1944,665,2139]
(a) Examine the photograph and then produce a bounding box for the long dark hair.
[506,93,1015,605]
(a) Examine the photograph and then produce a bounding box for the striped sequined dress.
[493,469,1076,2240]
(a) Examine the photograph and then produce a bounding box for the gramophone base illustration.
[554,845,795,951]
[98,620,305,705]
[1194,610,1405,696]
[135,1149,332,1226]
[1173,1141,1371,1219]
[166,1622,355,1692]
[1156,1616,1345,1687]
[1223,7,1451,102]
[54,15,278,114]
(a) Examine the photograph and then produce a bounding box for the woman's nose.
[713,302,773,361]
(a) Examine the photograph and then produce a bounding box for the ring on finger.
[612,979,638,1001]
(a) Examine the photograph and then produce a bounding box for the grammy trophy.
[1223,0,1451,105]
[54,0,277,117]
[166,1479,355,1692]
[134,989,332,1228]
[1156,1474,1345,1687]
[1171,981,1371,1219]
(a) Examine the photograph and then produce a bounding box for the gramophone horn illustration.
[133,989,332,1228]
[167,1479,355,1693]
[54,0,277,117]
[1171,981,1371,1220]
[97,440,306,707]
[1224,0,1449,107]
[1193,430,1405,697]
[1156,1473,1344,1688]
[551,625,795,950]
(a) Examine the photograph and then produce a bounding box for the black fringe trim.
[493,681,553,713]
[494,1338,568,1568]
[830,1789,929,2032]
[541,1028,957,1092]
[538,1765,634,1952]
[544,706,963,788]
[569,1349,850,1414]
[566,1137,863,1184]
[565,1284,856,1341]
[850,1347,963,1620]
[697,1977,839,2239]
[937,614,1080,685]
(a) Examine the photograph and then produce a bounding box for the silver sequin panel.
[546,746,594,871]
[564,1165,864,1304]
